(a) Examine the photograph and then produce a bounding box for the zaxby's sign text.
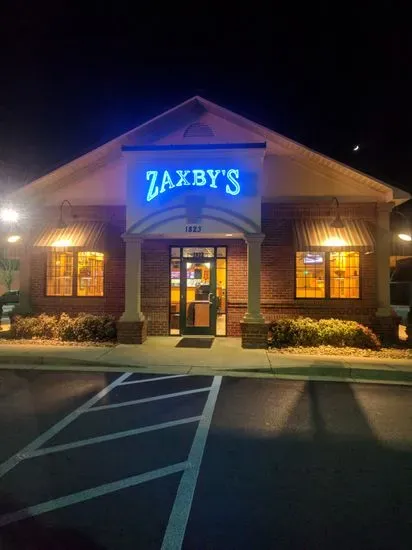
[145,168,241,202]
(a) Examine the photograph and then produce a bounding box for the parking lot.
[0,371,220,549]
[0,368,411,549]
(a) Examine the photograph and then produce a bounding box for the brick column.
[117,234,147,344]
[241,233,267,348]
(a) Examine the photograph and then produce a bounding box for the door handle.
[208,293,214,304]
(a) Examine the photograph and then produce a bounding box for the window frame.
[45,249,74,297]
[77,251,105,297]
[295,250,361,300]
[45,249,105,298]
[295,251,326,299]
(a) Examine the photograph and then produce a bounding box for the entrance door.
[181,259,216,335]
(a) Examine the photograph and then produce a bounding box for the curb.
[0,356,411,385]
[0,355,140,369]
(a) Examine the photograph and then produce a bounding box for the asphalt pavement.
[0,369,411,549]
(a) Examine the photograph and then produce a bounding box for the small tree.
[0,255,19,292]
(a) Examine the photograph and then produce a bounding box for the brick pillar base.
[241,322,268,349]
[117,320,148,344]
[370,315,400,345]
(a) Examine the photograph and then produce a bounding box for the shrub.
[11,314,58,339]
[71,313,117,342]
[55,312,76,341]
[268,317,381,350]
[11,313,117,342]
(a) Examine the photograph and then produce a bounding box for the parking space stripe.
[119,374,189,386]
[0,372,132,479]
[23,416,202,458]
[0,461,188,527]
[162,376,222,550]
[87,387,211,412]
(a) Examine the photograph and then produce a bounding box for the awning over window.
[293,219,375,251]
[33,222,105,248]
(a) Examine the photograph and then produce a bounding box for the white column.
[376,202,394,317]
[119,234,145,322]
[243,233,265,323]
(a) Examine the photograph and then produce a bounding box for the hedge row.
[268,317,381,349]
[10,313,380,349]
[11,313,117,342]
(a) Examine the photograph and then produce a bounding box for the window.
[296,252,325,298]
[77,252,104,296]
[46,250,104,297]
[330,251,359,298]
[216,257,227,335]
[296,251,360,299]
[47,250,74,296]
[170,258,181,334]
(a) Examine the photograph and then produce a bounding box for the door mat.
[176,337,214,349]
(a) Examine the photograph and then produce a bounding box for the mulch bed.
[269,345,412,360]
[0,338,115,347]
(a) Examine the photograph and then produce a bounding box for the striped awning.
[294,219,375,251]
[33,222,105,248]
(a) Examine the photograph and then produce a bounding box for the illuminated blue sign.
[145,169,241,202]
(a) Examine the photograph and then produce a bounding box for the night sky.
[1,4,411,193]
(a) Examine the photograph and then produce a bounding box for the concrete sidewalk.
[0,336,411,384]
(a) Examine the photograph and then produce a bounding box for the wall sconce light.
[330,197,345,229]
[7,235,21,243]
[57,200,74,229]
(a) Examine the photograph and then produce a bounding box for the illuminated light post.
[393,210,412,242]
[0,207,20,224]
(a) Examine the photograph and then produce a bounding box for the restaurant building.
[8,97,410,346]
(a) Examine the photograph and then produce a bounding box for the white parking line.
[87,387,211,412]
[0,461,188,527]
[0,372,132,479]
[162,375,222,550]
[119,374,189,386]
[23,416,202,458]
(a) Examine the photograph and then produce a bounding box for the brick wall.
[141,240,170,335]
[141,238,246,336]
[28,202,380,337]
[228,202,379,335]
[31,206,126,318]
[227,240,247,336]
[259,202,378,326]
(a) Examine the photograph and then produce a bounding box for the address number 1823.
[185,225,202,233]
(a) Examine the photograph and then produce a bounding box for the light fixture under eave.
[398,233,412,242]
[7,235,21,243]
[52,239,72,247]
[323,237,347,247]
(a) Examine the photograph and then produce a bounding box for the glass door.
[181,259,216,335]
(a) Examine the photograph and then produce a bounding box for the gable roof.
[11,96,410,203]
